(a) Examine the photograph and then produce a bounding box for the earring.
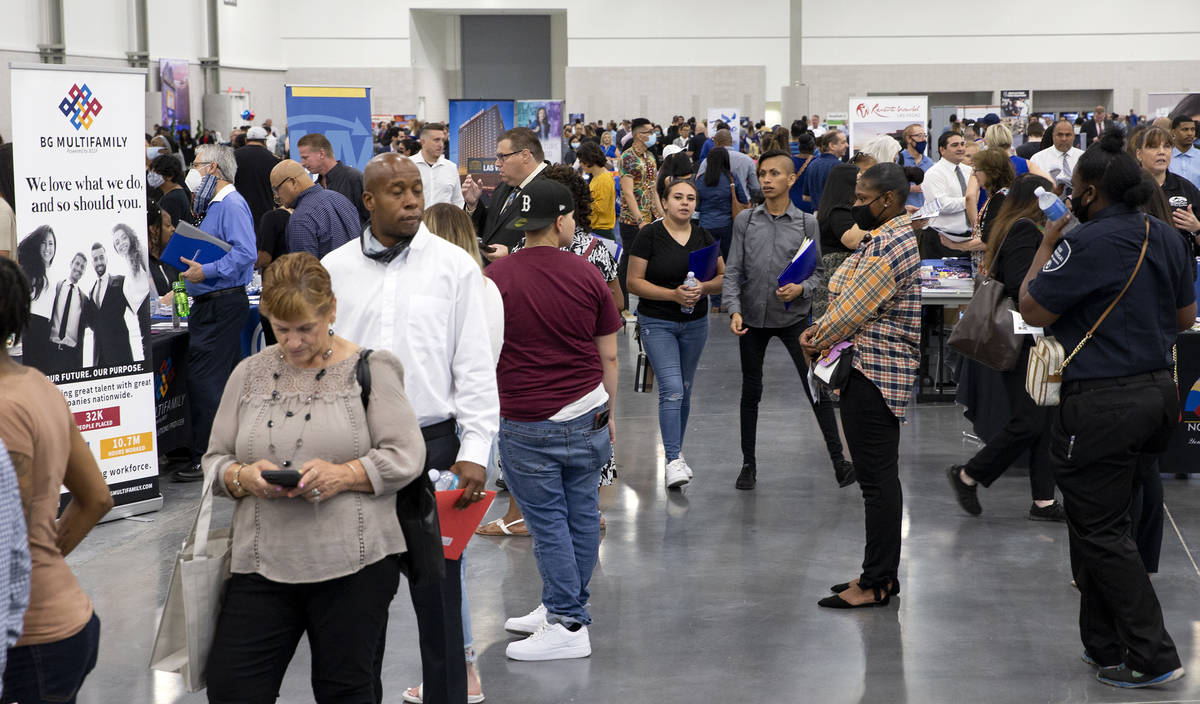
[328,325,335,337]
[4,333,14,348]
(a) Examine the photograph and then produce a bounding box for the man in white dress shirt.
[409,122,465,208]
[47,252,90,372]
[322,153,497,704]
[921,132,975,239]
[1030,119,1084,190]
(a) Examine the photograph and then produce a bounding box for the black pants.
[1053,373,1179,673]
[1130,456,1164,573]
[839,369,901,591]
[738,321,844,467]
[1,613,100,704]
[373,423,466,704]
[186,288,249,461]
[206,557,401,704]
[964,344,1056,500]
[617,221,642,310]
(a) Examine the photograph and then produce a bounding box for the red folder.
[435,489,497,560]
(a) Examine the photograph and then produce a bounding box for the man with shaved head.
[322,152,498,704]
[270,159,361,257]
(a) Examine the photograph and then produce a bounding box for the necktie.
[954,165,970,233]
[1061,153,1071,179]
[56,283,74,341]
[96,278,105,307]
[502,186,521,214]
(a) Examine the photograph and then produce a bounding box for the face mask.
[147,171,164,188]
[192,173,220,217]
[1072,188,1095,223]
[913,140,927,154]
[644,133,657,148]
[185,168,203,193]
[851,194,884,231]
[570,141,580,149]
[147,146,165,160]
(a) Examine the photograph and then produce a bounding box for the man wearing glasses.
[463,127,548,261]
[898,123,934,209]
[269,159,361,258]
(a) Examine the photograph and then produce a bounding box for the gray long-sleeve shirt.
[722,202,823,329]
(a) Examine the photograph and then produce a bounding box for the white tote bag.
[149,470,232,692]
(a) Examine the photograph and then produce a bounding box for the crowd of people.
[0,93,1198,701]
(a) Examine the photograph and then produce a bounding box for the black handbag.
[947,275,1023,371]
[356,349,445,587]
[634,322,655,393]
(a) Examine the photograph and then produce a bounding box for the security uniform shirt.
[1026,204,1194,382]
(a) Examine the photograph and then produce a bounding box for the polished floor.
[67,313,1200,704]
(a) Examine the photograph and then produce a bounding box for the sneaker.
[506,622,591,661]
[1029,501,1067,522]
[1096,664,1185,688]
[1082,650,1121,670]
[735,463,756,490]
[834,459,856,488]
[504,604,547,635]
[678,453,693,479]
[946,466,981,516]
[665,459,690,489]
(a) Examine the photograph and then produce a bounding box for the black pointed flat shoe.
[818,590,891,609]
[830,580,900,596]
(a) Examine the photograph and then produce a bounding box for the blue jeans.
[637,314,709,461]
[2,612,100,704]
[499,405,610,627]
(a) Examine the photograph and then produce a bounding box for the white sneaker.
[665,459,690,489]
[506,622,591,661]
[504,604,547,635]
[679,453,694,479]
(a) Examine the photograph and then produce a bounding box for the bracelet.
[232,463,246,497]
[346,462,359,484]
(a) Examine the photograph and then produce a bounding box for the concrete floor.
[66,313,1200,704]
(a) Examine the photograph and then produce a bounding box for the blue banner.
[285,85,373,171]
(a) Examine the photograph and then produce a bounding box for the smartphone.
[261,470,301,488]
[592,408,611,430]
[477,237,497,254]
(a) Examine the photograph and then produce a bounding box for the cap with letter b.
[512,179,575,231]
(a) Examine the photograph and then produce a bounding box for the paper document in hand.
[161,221,232,271]
[912,197,942,220]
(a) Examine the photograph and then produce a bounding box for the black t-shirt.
[990,217,1040,301]
[158,187,193,227]
[1014,141,1041,160]
[818,205,856,254]
[979,190,1007,243]
[1162,171,1200,256]
[258,208,292,264]
[629,220,715,321]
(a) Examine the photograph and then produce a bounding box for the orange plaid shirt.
[812,214,922,421]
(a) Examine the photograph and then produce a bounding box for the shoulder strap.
[583,236,600,257]
[796,156,813,178]
[1058,217,1150,373]
[356,348,373,410]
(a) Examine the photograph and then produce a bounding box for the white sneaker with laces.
[504,604,547,635]
[506,622,591,661]
[665,458,690,488]
[679,453,694,479]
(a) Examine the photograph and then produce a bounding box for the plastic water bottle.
[172,275,190,318]
[430,469,459,491]
[1034,186,1068,222]
[680,271,699,314]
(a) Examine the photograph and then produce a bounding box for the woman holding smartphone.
[627,178,724,489]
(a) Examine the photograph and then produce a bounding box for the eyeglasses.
[190,160,211,170]
[271,176,294,193]
[495,149,526,164]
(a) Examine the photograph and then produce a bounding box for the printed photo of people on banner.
[517,100,563,164]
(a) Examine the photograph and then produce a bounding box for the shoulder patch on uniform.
[1042,240,1071,272]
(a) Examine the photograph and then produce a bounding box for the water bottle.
[680,270,699,314]
[430,469,459,491]
[172,274,190,318]
[1034,186,1068,222]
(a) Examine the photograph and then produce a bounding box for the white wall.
[62,0,129,59]
[0,0,40,52]
[217,0,284,69]
[147,0,206,63]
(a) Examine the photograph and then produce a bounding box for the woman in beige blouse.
[203,252,425,704]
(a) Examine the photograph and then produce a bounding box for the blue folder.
[688,241,721,282]
[161,221,232,271]
[778,239,818,310]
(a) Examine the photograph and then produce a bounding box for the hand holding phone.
[260,469,301,488]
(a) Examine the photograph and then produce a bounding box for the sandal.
[403,683,485,704]
[475,517,530,537]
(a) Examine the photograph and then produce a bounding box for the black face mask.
[1072,187,1095,224]
[851,194,884,231]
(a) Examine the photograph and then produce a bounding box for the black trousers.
[373,423,466,704]
[616,221,642,310]
[737,321,844,467]
[963,344,1056,500]
[206,556,401,704]
[1130,456,1164,573]
[839,369,901,591]
[186,288,249,461]
[1053,372,1179,673]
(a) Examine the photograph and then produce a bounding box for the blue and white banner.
[284,85,374,171]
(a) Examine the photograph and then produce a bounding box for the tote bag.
[149,470,231,692]
[947,276,1022,371]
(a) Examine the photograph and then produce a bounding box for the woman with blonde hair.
[203,251,426,703]
[983,123,1052,182]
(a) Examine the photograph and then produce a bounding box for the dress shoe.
[834,459,856,487]
[830,579,900,596]
[819,584,892,609]
[946,465,981,515]
[171,463,205,482]
[1029,501,1066,522]
[735,463,756,490]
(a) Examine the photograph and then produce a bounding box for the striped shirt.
[286,185,363,259]
[811,214,921,421]
[0,438,31,671]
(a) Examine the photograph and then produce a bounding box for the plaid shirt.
[812,214,921,421]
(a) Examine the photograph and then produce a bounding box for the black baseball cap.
[512,180,575,231]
